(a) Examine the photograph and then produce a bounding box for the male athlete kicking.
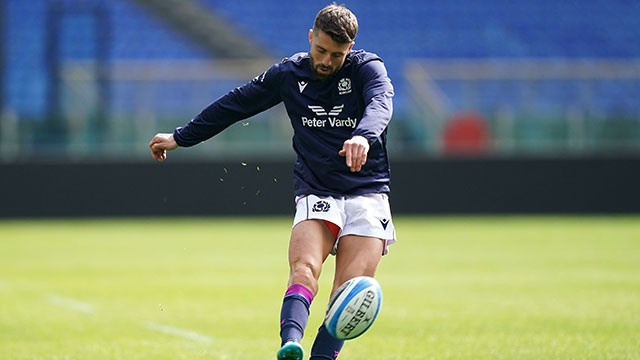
[149,4,396,359]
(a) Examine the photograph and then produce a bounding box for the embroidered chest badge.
[338,78,352,95]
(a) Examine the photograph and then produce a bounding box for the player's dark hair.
[313,3,358,44]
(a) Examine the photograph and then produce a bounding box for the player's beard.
[309,56,334,80]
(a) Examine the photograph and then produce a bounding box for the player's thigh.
[288,219,336,285]
[332,235,384,294]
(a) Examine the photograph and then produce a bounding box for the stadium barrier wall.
[1,157,639,218]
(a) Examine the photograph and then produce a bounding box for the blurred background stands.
[1,0,639,161]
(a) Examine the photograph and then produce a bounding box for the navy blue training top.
[173,49,394,197]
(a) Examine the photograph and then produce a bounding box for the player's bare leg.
[278,220,335,360]
[310,235,384,360]
[331,235,384,294]
[288,220,336,293]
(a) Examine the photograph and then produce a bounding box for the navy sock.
[310,324,345,360]
[280,284,314,346]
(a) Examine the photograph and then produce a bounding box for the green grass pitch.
[1,216,639,359]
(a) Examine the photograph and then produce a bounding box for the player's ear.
[309,29,313,44]
[348,41,354,52]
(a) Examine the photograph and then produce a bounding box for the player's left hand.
[339,135,369,172]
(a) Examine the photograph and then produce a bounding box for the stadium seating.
[2,0,639,153]
[4,0,207,117]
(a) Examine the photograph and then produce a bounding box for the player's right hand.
[149,133,178,162]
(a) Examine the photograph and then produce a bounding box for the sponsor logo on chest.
[302,104,357,129]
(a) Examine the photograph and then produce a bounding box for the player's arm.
[149,64,282,161]
[339,60,394,172]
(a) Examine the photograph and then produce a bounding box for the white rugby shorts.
[293,193,396,255]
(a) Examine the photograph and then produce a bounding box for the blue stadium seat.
[3,0,640,118]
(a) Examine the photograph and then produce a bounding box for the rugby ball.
[324,276,383,340]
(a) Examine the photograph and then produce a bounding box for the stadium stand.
[4,0,209,117]
[1,0,639,157]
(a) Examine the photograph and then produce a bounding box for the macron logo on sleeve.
[298,81,308,93]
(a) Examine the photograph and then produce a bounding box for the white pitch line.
[145,322,214,343]
[46,294,95,314]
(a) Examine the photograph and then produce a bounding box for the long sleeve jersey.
[173,49,394,197]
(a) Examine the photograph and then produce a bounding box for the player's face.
[308,29,354,80]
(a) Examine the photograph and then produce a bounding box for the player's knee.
[290,261,320,293]
[291,260,319,280]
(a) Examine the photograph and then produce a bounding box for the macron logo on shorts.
[379,218,390,230]
[312,200,331,212]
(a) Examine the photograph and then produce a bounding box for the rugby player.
[149,4,395,359]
